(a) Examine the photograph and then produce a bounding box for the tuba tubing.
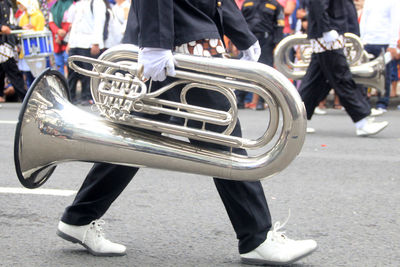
[14,45,306,188]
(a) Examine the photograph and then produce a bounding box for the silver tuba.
[14,44,306,188]
[274,33,386,94]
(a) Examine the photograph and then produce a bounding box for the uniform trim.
[265,3,276,10]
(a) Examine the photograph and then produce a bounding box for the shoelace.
[269,210,292,244]
[83,219,106,244]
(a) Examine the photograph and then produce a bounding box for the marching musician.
[298,0,389,136]
[241,0,284,110]
[0,0,26,101]
[56,0,318,265]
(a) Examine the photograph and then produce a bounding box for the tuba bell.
[14,44,306,188]
[274,33,386,94]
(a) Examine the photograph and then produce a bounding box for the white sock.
[355,118,367,129]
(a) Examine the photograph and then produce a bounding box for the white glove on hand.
[138,48,176,81]
[240,41,261,62]
[322,30,339,43]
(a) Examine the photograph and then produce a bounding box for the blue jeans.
[389,58,399,82]
[54,51,68,76]
[364,44,391,109]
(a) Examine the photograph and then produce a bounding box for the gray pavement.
[1,102,399,267]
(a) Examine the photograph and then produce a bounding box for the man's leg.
[319,50,370,122]
[298,54,332,120]
[67,48,92,103]
[364,44,390,110]
[57,163,139,256]
[54,52,65,75]
[3,58,26,100]
[61,163,139,225]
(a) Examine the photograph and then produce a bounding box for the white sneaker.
[377,107,387,113]
[306,127,315,133]
[356,120,389,137]
[57,220,126,256]
[240,221,317,266]
[314,107,327,115]
[370,108,383,117]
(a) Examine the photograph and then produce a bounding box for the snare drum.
[20,31,53,58]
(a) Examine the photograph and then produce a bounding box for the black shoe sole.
[56,229,126,257]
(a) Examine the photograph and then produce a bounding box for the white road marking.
[0,187,76,196]
[0,120,18,124]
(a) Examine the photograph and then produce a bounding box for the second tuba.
[274,33,386,94]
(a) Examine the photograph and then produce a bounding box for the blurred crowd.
[0,0,130,105]
[1,0,399,111]
[229,0,400,111]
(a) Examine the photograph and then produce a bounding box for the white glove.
[138,48,176,81]
[322,30,339,43]
[240,41,261,62]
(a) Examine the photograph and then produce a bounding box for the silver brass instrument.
[14,44,306,188]
[274,33,385,94]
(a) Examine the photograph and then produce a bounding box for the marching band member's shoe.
[370,108,384,117]
[377,107,387,113]
[314,107,327,115]
[306,127,315,133]
[240,221,317,266]
[57,220,126,256]
[356,120,389,137]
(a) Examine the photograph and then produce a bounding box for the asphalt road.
[1,102,399,267]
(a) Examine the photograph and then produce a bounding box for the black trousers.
[61,79,272,254]
[299,49,371,122]
[0,58,26,100]
[67,48,92,102]
[258,35,275,67]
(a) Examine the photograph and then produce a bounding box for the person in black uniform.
[240,0,284,110]
[298,0,389,136]
[241,0,284,67]
[0,0,26,101]
[56,1,317,265]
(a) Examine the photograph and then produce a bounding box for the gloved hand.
[322,30,339,43]
[138,47,176,81]
[240,41,261,62]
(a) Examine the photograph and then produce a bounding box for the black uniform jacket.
[307,0,354,39]
[241,0,284,44]
[126,0,256,50]
[345,0,360,36]
[0,0,18,46]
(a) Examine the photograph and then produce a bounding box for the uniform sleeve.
[134,0,174,49]
[222,0,257,50]
[273,3,284,44]
[308,0,330,36]
[122,4,139,45]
